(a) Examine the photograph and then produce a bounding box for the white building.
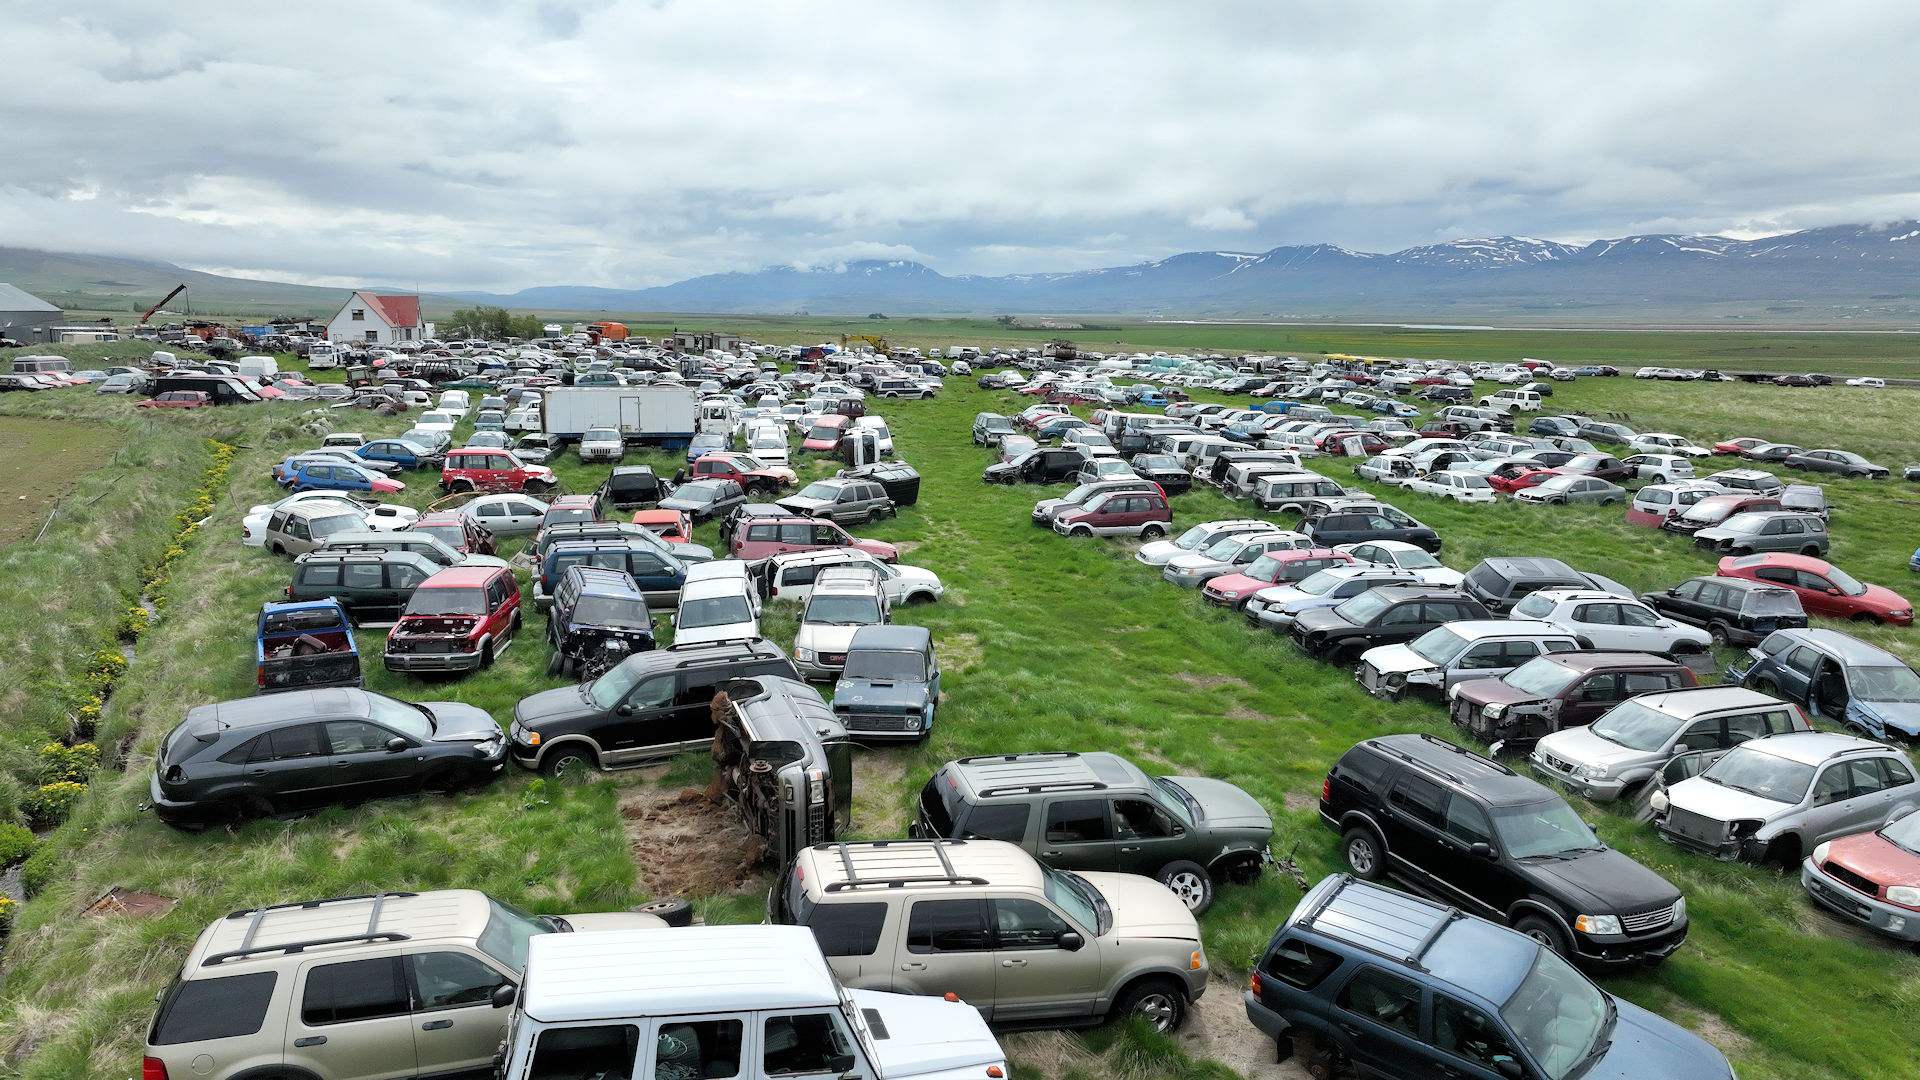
[325,291,424,345]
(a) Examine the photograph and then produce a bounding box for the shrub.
[0,824,36,867]
[38,744,100,786]
[0,897,16,935]
[19,844,59,899]
[24,781,87,824]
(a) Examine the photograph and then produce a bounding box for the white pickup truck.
[496,925,1009,1080]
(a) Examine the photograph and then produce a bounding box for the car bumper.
[1243,991,1291,1042]
[1802,859,1920,941]
[146,774,214,825]
[794,657,846,681]
[1528,753,1630,801]
[1162,569,1211,587]
[384,650,484,672]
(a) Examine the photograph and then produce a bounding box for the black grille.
[1824,861,1881,897]
[848,715,912,732]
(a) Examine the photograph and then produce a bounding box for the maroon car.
[383,564,523,673]
[1447,651,1699,752]
[412,510,498,557]
[1558,453,1634,483]
[135,390,212,409]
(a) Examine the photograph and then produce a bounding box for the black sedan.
[1128,453,1194,495]
[1783,449,1890,479]
[1742,443,1804,463]
[148,689,504,829]
[658,478,747,523]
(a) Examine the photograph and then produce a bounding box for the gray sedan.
[1784,449,1890,479]
[1511,474,1627,505]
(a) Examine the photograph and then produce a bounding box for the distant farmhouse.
[0,283,63,344]
[326,291,427,345]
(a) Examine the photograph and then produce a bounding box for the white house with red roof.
[325,291,425,345]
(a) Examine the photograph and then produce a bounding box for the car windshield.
[364,695,434,741]
[1504,657,1583,698]
[1701,746,1814,804]
[1172,524,1213,550]
[1741,588,1802,616]
[1243,554,1292,582]
[1040,864,1107,936]
[1824,566,1870,597]
[1150,776,1199,827]
[1138,455,1179,470]
[404,587,487,616]
[1500,948,1612,1080]
[1852,665,1920,703]
[1202,535,1248,559]
[796,481,840,500]
[585,427,619,441]
[806,595,882,625]
[1588,700,1681,752]
[415,523,464,547]
[1060,484,1097,503]
[1082,493,1116,512]
[1408,626,1468,665]
[1880,809,1920,856]
[571,597,652,630]
[842,649,926,681]
[1333,589,1395,624]
[1294,570,1343,596]
[475,896,554,971]
[678,595,753,629]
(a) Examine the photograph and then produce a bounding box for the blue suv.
[1727,626,1920,743]
[1245,875,1732,1080]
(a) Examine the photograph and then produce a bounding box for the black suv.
[1319,734,1688,968]
[1290,586,1489,663]
[1460,556,1603,614]
[1304,505,1441,553]
[1243,876,1731,1080]
[509,638,799,777]
[909,751,1275,915]
[285,550,438,621]
[594,465,671,511]
[982,446,1088,485]
[148,689,506,829]
[1640,575,1808,647]
[546,565,656,679]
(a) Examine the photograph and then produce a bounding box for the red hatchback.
[1714,436,1767,456]
[1201,548,1353,609]
[383,564,523,672]
[1717,553,1915,626]
[1489,467,1561,495]
[136,390,212,408]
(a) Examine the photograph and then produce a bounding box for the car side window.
[1335,967,1422,1036]
[993,898,1071,950]
[627,676,675,710]
[1379,603,1423,625]
[1388,775,1447,829]
[528,1025,641,1080]
[760,1012,848,1078]
[813,525,841,544]
[1502,641,1543,665]
[1442,796,1494,847]
[1434,995,1520,1071]
[1576,673,1623,702]
[1459,643,1505,670]
[959,803,1031,843]
[325,721,394,754]
[288,517,312,540]
[1572,604,1618,625]
[392,563,431,590]
[409,951,504,1011]
[1847,759,1889,797]
[778,524,813,544]
[269,724,328,760]
[1624,672,1681,695]
[905,899,991,953]
[1784,647,1822,676]
[300,956,409,1025]
[303,563,343,587]
[1812,767,1852,805]
[1883,758,1917,788]
[1262,938,1343,990]
[1114,799,1178,838]
[1677,719,1723,749]
[1795,571,1833,592]
[1044,799,1112,844]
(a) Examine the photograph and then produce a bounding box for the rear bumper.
[1243,992,1290,1042]
[384,650,484,672]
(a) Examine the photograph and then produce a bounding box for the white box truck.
[542,385,699,450]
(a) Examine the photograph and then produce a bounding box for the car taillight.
[1321,777,1331,801]
[143,1057,169,1080]
[1249,971,1263,996]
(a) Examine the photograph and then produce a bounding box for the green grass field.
[1,336,1919,1078]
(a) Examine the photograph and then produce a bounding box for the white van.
[1179,434,1236,474]
[437,389,472,417]
[305,342,337,369]
[237,355,279,379]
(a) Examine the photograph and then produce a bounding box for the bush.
[0,823,36,867]
[0,897,16,935]
[19,844,58,899]
[24,781,87,824]
[37,743,100,786]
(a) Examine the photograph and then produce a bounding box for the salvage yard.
[1,338,1918,1080]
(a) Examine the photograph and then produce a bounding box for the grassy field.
[1,339,1919,1077]
[0,418,124,549]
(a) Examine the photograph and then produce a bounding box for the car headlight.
[1483,702,1507,719]
[1728,819,1764,838]
[1173,566,1199,576]
[1810,841,1831,865]
[1672,897,1686,923]
[473,738,501,756]
[1572,762,1607,779]
[1887,885,1920,907]
[1385,672,1407,687]
[794,647,814,662]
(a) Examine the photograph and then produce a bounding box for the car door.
[1380,773,1450,884]
[989,897,1096,1021]
[1559,673,1626,728]
[1772,645,1823,705]
[1329,967,1434,1077]
[321,720,420,799]
[1427,794,1511,919]
[1431,993,1527,1080]
[1815,759,1909,843]
[407,950,513,1076]
[1568,602,1624,649]
[624,549,683,601]
[1110,796,1190,877]
[899,899,998,1014]
[1037,798,1117,871]
[286,955,417,1080]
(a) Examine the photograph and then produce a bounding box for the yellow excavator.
[839,333,888,354]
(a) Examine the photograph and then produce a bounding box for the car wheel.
[544,747,594,780]
[1708,623,1732,647]
[1515,915,1572,957]
[868,507,886,524]
[1652,474,1668,484]
[269,542,286,556]
[1070,526,1092,537]
[452,479,475,493]
[632,897,695,927]
[1141,523,1166,539]
[559,651,578,678]
[1598,498,1617,507]
[546,649,564,676]
[906,591,936,605]
[480,642,495,668]
[1113,978,1187,1034]
[1341,827,1385,881]
[1155,861,1215,915]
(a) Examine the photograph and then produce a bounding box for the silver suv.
[1531,686,1811,802]
[1356,619,1581,702]
[792,566,890,680]
[774,839,1208,1032]
[143,890,667,1080]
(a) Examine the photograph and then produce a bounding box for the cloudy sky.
[5,0,1918,291]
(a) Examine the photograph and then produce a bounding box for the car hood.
[1581,997,1731,1080]
[1205,572,1267,597]
[1135,539,1191,564]
[852,539,898,560]
[1822,831,1920,889]
[1360,642,1435,676]
[846,989,1007,1078]
[1666,776,1793,822]
[1524,849,1682,913]
[798,625,863,652]
[776,495,832,515]
[1165,553,1228,573]
[1452,678,1543,708]
[1162,776,1273,832]
[1291,607,1358,634]
[515,685,603,729]
[1857,583,1912,612]
[1855,699,1920,738]
[890,564,940,590]
[982,461,1016,477]
[657,494,713,513]
[1535,726,1656,771]
[420,702,500,742]
[831,678,932,712]
[1076,872,1202,940]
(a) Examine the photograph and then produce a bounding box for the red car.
[1802,811,1920,944]
[689,452,793,496]
[1716,553,1915,626]
[1416,420,1473,440]
[439,447,556,494]
[383,564,523,673]
[533,494,606,548]
[135,390,212,409]
[632,508,694,545]
[1488,467,1561,495]
[1714,436,1768,456]
[1314,430,1389,457]
[731,513,897,562]
[412,510,498,556]
[1201,548,1353,609]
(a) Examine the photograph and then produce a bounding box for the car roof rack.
[206,892,417,966]
[1299,875,1463,972]
[818,839,989,892]
[1368,733,1516,783]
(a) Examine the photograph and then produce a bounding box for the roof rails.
[1368,733,1516,783]
[206,892,418,967]
[1299,875,1464,972]
[955,752,1081,765]
[817,840,990,892]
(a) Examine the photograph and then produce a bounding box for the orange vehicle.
[587,321,629,342]
[631,508,694,545]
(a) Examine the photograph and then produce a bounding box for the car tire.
[1652,474,1668,484]
[1514,915,1572,957]
[546,649,564,676]
[1141,523,1166,539]
[421,764,469,795]
[868,508,886,524]
[1801,545,1824,556]
[1070,526,1092,537]
[906,591,936,605]
[480,642,495,668]
[451,479,475,493]
[544,746,594,780]
[1341,827,1385,881]
[1155,861,1215,915]
[1708,623,1732,647]
[1113,978,1187,1034]
[632,897,695,927]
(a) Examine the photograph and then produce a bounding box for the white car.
[1063,430,1120,458]
[415,410,458,433]
[1403,469,1498,504]
[851,416,894,455]
[436,390,472,417]
[1628,433,1711,457]
[1622,453,1696,483]
[746,425,791,466]
[1846,376,1887,388]
[671,574,762,648]
[1135,519,1274,568]
[240,492,417,547]
[1355,455,1418,485]
[505,406,542,433]
[1509,588,1713,656]
[1331,540,1466,587]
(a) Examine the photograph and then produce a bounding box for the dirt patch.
[619,782,766,898]
[892,540,923,556]
[1792,895,1895,951]
[1174,672,1251,690]
[1181,975,1317,1080]
[938,631,982,672]
[1281,792,1319,813]
[1671,1003,1754,1058]
[1225,702,1273,722]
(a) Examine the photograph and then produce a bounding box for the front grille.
[822,653,846,666]
[1661,808,1726,846]
[1620,904,1676,934]
[848,714,912,731]
[1824,861,1881,897]
[1537,751,1574,774]
[1807,877,1875,920]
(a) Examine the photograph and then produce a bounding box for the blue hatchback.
[282,461,403,494]
[357,438,442,471]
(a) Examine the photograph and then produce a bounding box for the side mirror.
[827,1053,857,1074]
[1469,842,1496,860]
[1496,1061,1525,1080]
[1828,587,1844,596]
[615,704,632,716]
[385,737,409,753]
[1056,931,1085,952]
[490,982,517,1009]
[1672,742,1690,754]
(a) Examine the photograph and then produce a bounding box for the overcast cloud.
[4,0,1919,291]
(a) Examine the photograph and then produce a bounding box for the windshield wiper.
[1567,1000,1619,1080]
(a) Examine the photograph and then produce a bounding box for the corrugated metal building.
[0,283,63,343]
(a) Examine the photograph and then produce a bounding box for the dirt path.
[1179,975,1316,1080]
